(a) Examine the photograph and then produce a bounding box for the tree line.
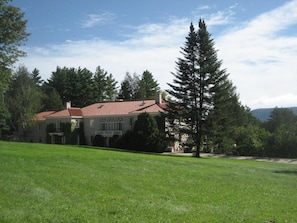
[0,0,296,158]
[164,20,297,158]
[0,64,161,137]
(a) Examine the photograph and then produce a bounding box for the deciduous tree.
[0,0,29,69]
[119,72,140,100]
[7,66,42,134]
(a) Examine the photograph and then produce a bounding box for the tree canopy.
[0,0,29,69]
[0,0,29,138]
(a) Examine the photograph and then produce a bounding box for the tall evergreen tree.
[92,66,108,102]
[138,70,160,99]
[104,73,118,101]
[46,66,68,103]
[30,68,43,86]
[47,66,94,107]
[166,20,236,157]
[93,66,118,101]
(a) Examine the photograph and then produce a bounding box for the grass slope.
[0,141,296,223]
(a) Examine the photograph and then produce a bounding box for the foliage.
[46,66,118,106]
[265,124,297,158]
[233,125,271,156]
[117,113,168,152]
[119,71,160,100]
[48,66,94,107]
[261,107,297,158]
[1,141,297,222]
[0,0,28,138]
[0,0,29,69]
[138,70,160,99]
[0,101,10,138]
[93,66,118,101]
[6,66,42,132]
[119,72,140,100]
[40,86,64,111]
[166,20,236,157]
[264,107,297,133]
[92,134,105,147]
[46,122,85,145]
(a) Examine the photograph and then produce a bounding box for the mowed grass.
[0,141,296,223]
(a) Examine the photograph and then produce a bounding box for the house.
[20,94,167,147]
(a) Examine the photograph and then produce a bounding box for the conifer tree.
[166,19,236,157]
[138,70,160,99]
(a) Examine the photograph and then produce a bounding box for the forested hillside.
[252,107,297,121]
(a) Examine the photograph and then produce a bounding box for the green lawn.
[0,141,296,223]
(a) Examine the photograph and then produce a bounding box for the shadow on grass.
[274,170,297,175]
[79,145,167,157]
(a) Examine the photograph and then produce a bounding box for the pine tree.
[93,66,118,101]
[138,70,160,99]
[166,19,236,157]
[30,68,43,86]
[104,73,118,101]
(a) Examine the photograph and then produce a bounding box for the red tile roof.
[82,99,166,117]
[34,111,56,121]
[69,108,83,116]
[34,99,166,120]
[46,107,82,118]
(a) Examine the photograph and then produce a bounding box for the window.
[101,122,123,131]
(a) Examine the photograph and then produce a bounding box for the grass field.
[0,141,296,223]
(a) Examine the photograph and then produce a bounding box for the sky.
[12,0,297,109]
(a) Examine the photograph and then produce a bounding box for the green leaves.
[0,0,29,68]
[46,66,118,107]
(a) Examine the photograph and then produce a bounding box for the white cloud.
[17,1,297,109]
[216,0,297,108]
[253,94,297,108]
[192,3,237,26]
[81,12,115,28]
[19,17,189,86]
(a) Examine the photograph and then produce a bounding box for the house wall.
[19,121,48,143]
[83,114,138,145]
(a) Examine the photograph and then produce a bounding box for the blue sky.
[13,0,297,109]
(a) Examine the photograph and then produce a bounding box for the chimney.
[66,101,71,109]
[155,92,162,104]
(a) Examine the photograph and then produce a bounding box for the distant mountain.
[251,107,297,121]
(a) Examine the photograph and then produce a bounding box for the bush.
[93,135,105,147]
[116,113,168,153]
